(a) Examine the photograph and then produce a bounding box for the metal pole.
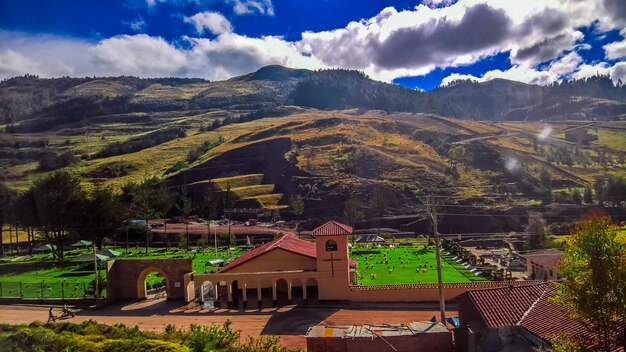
[93,244,99,305]
[126,222,129,254]
[214,227,218,258]
[428,195,446,325]
[61,280,65,301]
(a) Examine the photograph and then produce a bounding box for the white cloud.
[184,12,233,35]
[604,33,626,60]
[229,0,274,16]
[142,0,274,16]
[125,17,147,32]
[1,0,625,86]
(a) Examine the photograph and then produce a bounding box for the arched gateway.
[107,259,193,300]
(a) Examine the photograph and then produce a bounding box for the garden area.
[351,245,486,285]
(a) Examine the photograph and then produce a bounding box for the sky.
[0,0,625,90]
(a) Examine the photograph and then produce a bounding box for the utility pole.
[93,244,99,305]
[427,194,446,325]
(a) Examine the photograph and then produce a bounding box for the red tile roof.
[219,234,316,273]
[465,283,548,329]
[311,220,353,236]
[518,285,590,343]
[462,283,605,348]
[523,249,563,268]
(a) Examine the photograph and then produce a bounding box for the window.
[325,240,337,252]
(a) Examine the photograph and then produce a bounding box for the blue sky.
[0,0,625,90]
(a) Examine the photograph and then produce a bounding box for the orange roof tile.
[219,234,316,273]
[311,220,353,236]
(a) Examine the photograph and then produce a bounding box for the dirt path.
[0,300,455,350]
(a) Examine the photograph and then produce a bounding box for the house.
[455,283,609,351]
[523,249,563,280]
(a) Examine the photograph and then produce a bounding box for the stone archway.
[306,278,319,305]
[276,279,289,306]
[137,267,169,299]
[291,278,304,305]
[106,259,193,301]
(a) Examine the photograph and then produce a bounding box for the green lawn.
[0,246,246,299]
[352,246,486,285]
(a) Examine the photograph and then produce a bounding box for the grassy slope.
[2,109,624,199]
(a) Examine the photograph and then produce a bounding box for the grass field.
[0,246,245,299]
[352,246,486,285]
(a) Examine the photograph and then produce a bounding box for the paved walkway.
[0,300,455,350]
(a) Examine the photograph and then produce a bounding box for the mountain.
[2,66,625,128]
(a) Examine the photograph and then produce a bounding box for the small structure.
[306,322,453,352]
[356,234,385,243]
[564,128,598,145]
[522,249,563,280]
[70,240,93,248]
[96,249,122,257]
[455,282,602,351]
[34,244,56,252]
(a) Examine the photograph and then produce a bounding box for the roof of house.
[219,233,316,273]
[518,285,590,343]
[464,283,549,329]
[523,249,563,268]
[310,220,353,236]
[461,282,598,347]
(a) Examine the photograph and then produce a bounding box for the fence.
[0,281,105,301]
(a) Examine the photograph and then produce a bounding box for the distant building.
[565,128,598,145]
[306,322,453,352]
[455,283,604,351]
[523,249,563,280]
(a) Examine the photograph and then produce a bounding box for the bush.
[95,127,186,158]
[38,151,76,171]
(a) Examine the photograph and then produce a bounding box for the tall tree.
[199,186,217,248]
[343,197,364,244]
[78,183,127,249]
[123,175,164,254]
[290,195,305,235]
[0,182,16,256]
[554,213,626,351]
[583,187,594,204]
[525,211,548,250]
[31,171,85,259]
[176,182,193,250]
[369,189,387,236]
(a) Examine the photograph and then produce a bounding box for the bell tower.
[311,221,352,300]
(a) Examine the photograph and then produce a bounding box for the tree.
[447,146,465,166]
[223,183,235,211]
[571,188,582,205]
[0,182,16,256]
[78,183,127,249]
[123,175,166,254]
[343,197,364,244]
[369,189,387,236]
[554,213,626,351]
[31,171,85,259]
[199,186,217,248]
[525,211,548,250]
[583,187,593,204]
[176,182,193,250]
[290,195,305,235]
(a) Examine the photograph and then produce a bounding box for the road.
[0,300,455,350]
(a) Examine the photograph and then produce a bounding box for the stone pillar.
[257,284,262,308]
[272,281,277,306]
[303,282,308,302]
[227,282,233,308]
[287,281,293,304]
[242,283,248,309]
